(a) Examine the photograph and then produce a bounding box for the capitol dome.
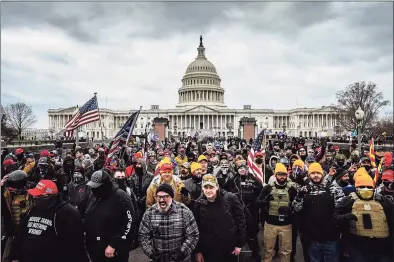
[177,36,226,108]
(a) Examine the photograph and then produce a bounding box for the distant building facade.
[48,37,342,140]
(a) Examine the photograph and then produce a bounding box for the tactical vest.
[4,190,32,228]
[268,182,292,216]
[349,194,389,238]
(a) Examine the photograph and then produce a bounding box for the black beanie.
[156,183,174,198]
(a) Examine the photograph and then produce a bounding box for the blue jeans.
[347,246,392,262]
[308,240,339,262]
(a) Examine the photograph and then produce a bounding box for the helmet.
[7,170,27,190]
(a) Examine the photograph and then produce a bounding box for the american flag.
[247,130,265,185]
[105,110,140,166]
[64,96,100,135]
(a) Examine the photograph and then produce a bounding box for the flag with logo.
[247,130,265,185]
[105,110,140,166]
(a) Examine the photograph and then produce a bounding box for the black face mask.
[255,158,263,165]
[363,165,371,172]
[336,161,344,168]
[115,178,127,190]
[91,182,113,199]
[383,181,393,189]
[34,195,58,210]
[135,167,143,175]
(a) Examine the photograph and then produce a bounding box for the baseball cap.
[202,174,218,187]
[87,170,111,188]
[28,180,58,197]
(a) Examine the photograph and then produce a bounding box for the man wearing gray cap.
[82,170,136,262]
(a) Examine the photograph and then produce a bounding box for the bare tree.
[4,102,37,139]
[1,106,16,138]
[371,113,394,137]
[331,81,390,133]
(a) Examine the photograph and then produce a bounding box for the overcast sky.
[2,1,393,128]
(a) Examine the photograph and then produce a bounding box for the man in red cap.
[9,180,88,262]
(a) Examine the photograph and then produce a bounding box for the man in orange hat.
[146,159,190,208]
[334,167,393,262]
[9,180,88,262]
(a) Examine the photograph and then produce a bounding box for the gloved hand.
[345,213,358,221]
[180,187,189,197]
[263,194,274,204]
[149,251,161,261]
[171,248,185,262]
[297,186,308,198]
[278,206,291,215]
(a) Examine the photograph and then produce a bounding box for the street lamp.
[355,107,365,153]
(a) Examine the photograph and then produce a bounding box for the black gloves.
[180,187,189,197]
[171,248,185,262]
[345,213,358,221]
[278,206,291,215]
[297,186,309,198]
[149,251,161,261]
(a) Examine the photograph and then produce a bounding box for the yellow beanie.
[354,167,375,188]
[190,162,202,174]
[308,163,323,175]
[198,155,208,163]
[275,163,287,174]
[293,159,305,171]
[158,157,171,168]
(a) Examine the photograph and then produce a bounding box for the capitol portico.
[48,36,343,140]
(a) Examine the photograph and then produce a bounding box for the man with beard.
[216,159,234,188]
[292,163,345,262]
[139,184,199,262]
[258,163,297,262]
[184,162,203,210]
[2,170,33,262]
[84,170,135,262]
[179,162,191,181]
[146,151,158,174]
[9,180,88,262]
[322,151,334,173]
[129,159,153,225]
[333,170,355,196]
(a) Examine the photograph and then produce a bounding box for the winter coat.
[9,194,88,262]
[83,186,136,255]
[194,190,246,255]
[139,201,199,262]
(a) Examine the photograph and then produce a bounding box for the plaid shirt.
[139,200,199,262]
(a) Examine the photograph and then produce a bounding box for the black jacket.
[9,194,88,262]
[193,190,246,254]
[83,186,136,253]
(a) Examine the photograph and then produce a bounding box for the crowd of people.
[1,134,393,262]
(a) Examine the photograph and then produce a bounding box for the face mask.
[255,158,263,165]
[221,168,228,175]
[73,172,84,183]
[336,161,344,168]
[286,153,292,159]
[135,166,143,174]
[383,181,393,190]
[363,165,371,172]
[34,195,57,210]
[115,178,127,190]
[91,182,113,199]
[357,188,374,200]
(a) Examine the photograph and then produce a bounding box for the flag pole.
[76,127,79,148]
[94,92,104,140]
[263,128,267,184]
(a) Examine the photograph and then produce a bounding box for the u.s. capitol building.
[48,37,342,140]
